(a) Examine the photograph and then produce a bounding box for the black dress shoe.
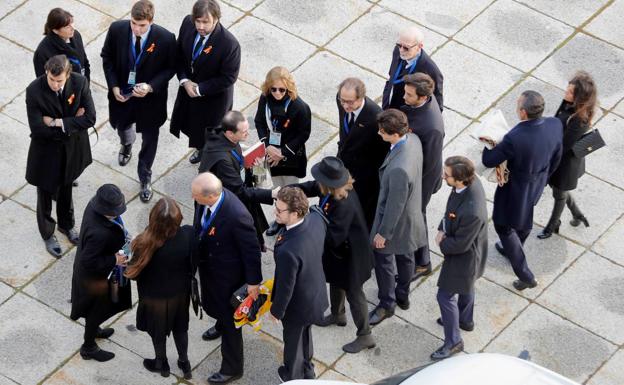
[202,326,222,341]
[80,345,115,362]
[411,262,432,282]
[570,215,589,227]
[118,144,132,166]
[277,365,289,383]
[95,327,114,339]
[140,181,153,203]
[59,227,80,245]
[436,317,474,332]
[513,279,538,291]
[189,149,202,164]
[494,241,507,257]
[316,313,347,327]
[208,372,242,384]
[368,306,394,326]
[537,220,560,240]
[396,297,410,310]
[265,221,281,236]
[430,340,464,360]
[143,358,170,377]
[44,235,62,258]
[342,334,376,353]
[178,359,192,380]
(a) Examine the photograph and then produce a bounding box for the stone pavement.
[1,0,623,384]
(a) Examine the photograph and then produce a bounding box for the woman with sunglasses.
[255,66,311,235]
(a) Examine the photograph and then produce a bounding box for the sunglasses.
[396,42,418,51]
[271,87,287,94]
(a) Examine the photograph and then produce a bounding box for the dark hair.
[277,187,308,218]
[338,77,366,99]
[444,156,476,186]
[125,197,182,279]
[44,55,71,76]
[222,110,246,133]
[131,0,155,21]
[377,109,409,136]
[192,0,221,21]
[403,72,434,97]
[44,8,73,35]
[568,71,597,124]
[519,90,545,119]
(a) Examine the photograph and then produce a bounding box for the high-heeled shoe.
[537,220,560,239]
[570,215,589,227]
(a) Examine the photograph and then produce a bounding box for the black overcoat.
[437,179,488,295]
[402,96,445,207]
[548,101,588,191]
[25,73,95,193]
[34,30,90,81]
[382,48,443,111]
[255,94,311,178]
[270,212,329,325]
[336,95,388,228]
[101,21,176,132]
[170,18,240,148]
[70,202,131,320]
[295,181,373,290]
[193,189,263,320]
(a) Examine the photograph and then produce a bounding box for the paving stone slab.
[587,348,624,385]
[485,304,617,383]
[293,51,385,123]
[0,0,114,52]
[0,293,84,385]
[0,38,34,108]
[585,113,624,190]
[44,340,173,385]
[0,281,14,305]
[455,0,572,72]
[0,113,29,197]
[319,369,355,382]
[483,221,585,299]
[152,158,198,209]
[78,0,129,19]
[253,0,371,47]
[327,5,447,78]
[442,109,472,146]
[614,99,624,117]
[224,0,264,12]
[584,0,624,49]
[229,16,317,87]
[233,80,260,111]
[592,216,624,267]
[533,33,624,110]
[537,252,624,344]
[154,0,244,35]
[334,315,441,383]
[517,0,610,27]
[0,375,18,385]
[432,41,522,119]
[1,93,28,126]
[0,0,22,20]
[83,30,108,89]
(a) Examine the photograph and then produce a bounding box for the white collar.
[351,98,366,121]
[132,25,151,44]
[286,217,305,231]
[390,135,407,151]
[207,192,223,212]
[455,186,467,194]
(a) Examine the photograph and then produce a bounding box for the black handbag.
[572,129,606,158]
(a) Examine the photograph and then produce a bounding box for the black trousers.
[118,125,159,183]
[36,184,74,240]
[215,318,243,375]
[329,284,371,336]
[546,187,583,228]
[83,303,112,349]
[494,224,534,283]
[282,321,314,380]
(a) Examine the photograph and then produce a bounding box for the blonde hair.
[318,176,355,199]
[260,66,298,100]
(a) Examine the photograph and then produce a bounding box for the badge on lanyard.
[269,131,282,146]
[127,71,136,86]
[240,168,246,182]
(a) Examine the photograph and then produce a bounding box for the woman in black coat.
[70,184,131,363]
[34,8,90,81]
[294,157,375,354]
[538,71,597,239]
[125,197,195,379]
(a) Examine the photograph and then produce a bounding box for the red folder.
[243,142,266,168]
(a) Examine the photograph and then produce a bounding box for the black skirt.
[136,291,190,337]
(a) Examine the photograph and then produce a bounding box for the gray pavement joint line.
[584,346,623,385]
[71,0,120,21]
[512,0,615,31]
[0,0,28,24]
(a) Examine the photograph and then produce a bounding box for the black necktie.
[348,112,355,130]
[134,35,141,58]
[57,90,64,108]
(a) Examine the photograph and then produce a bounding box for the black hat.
[90,184,126,217]
[311,156,350,189]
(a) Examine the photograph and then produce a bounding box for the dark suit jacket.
[101,21,176,132]
[483,117,563,230]
[193,189,262,320]
[336,95,388,227]
[25,73,95,193]
[34,30,90,81]
[401,96,445,208]
[270,212,329,325]
[170,18,241,147]
[382,48,443,111]
[549,101,588,191]
[437,179,488,294]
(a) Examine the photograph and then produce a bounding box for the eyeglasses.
[274,204,289,214]
[339,98,359,105]
[270,87,287,94]
[395,42,418,51]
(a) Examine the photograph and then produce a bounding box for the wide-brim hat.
[311,156,349,189]
[90,184,126,217]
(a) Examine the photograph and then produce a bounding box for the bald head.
[398,26,424,60]
[192,172,223,205]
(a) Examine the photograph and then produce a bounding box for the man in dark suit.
[336,77,388,228]
[382,26,443,111]
[482,91,563,291]
[171,0,241,164]
[432,156,488,360]
[25,55,95,257]
[401,73,445,281]
[191,172,262,384]
[270,187,328,382]
[101,0,176,202]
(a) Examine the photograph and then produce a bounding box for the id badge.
[269,131,282,146]
[240,168,246,183]
[80,68,85,76]
[127,71,136,86]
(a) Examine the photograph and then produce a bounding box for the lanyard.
[129,33,149,70]
[67,56,82,71]
[265,98,292,131]
[192,33,205,62]
[201,193,224,236]
[391,137,407,152]
[391,56,419,85]
[230,149,243,170]
[111,216,128,238]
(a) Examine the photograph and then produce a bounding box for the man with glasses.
[382,26,443,111]
[335,77,388,228]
